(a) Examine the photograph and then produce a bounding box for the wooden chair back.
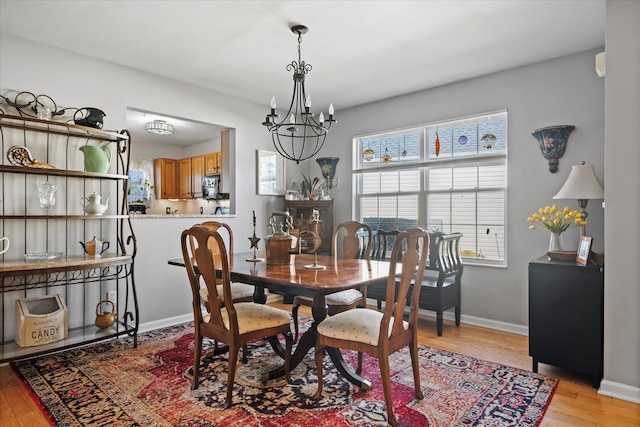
[433,232,463,284]
[182,225,235,334]
[331,221,373,260]
[371,229,401,260]
[381,228,429,340]
[190,221,234,267]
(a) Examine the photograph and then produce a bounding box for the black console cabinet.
[528,256,604,388]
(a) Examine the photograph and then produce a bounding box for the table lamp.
[553,161,604,236]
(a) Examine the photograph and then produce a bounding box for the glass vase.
[549,232,563,252]
[36,181,57,215]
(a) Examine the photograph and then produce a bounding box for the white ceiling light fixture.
[146,120,174,135]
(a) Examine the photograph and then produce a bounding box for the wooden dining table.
[168,251,392,390]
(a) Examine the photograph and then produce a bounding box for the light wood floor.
[1,303,639,426]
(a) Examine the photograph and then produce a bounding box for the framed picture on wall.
[256,150,285,195]
[576,236,593,265]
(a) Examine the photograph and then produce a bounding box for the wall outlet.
[106,291,117,303]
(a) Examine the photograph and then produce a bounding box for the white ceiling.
[0,0,606,145]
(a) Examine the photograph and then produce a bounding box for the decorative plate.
[6,146,56,169]
[24,252,64,262]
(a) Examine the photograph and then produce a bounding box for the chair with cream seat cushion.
[190,221,254,361]
[181,225,292,408]
[313,227,429,427]
[291,221,373,342]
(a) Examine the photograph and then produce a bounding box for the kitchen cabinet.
[177,157,192,199]
[528,256,604,388]
[205,151,221,175]
[191,155,205,197]
[284,199,334,254]
[178,156,205,199]
[155,153,217,199]
[0,113,138,363]
[154,158,177,199]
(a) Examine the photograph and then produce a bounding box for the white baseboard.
[434,310,529,336]
[598,380,640,404]
[367,298,529,336]
[138,314,193,334]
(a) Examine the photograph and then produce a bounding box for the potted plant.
[301,173,323,200]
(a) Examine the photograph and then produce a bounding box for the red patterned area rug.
[13,321,557,427]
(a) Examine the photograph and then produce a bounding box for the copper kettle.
[265,211,294,265]
[95,300,117,329]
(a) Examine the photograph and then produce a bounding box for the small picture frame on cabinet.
[285,189,300,200]
[576,236,593,265]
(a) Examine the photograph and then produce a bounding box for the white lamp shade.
[553,163,604,200]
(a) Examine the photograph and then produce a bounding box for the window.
[353,111,507,266]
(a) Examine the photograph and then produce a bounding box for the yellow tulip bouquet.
[527,205,586,233]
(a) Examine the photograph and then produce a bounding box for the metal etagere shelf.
[0,108,139,363]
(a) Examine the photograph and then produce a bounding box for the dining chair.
[291,221,373,342]
[191,221,255,361]
[412,232,463,336]
[313,228,429,427]
[181,225,293,408]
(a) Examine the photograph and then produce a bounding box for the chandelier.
[146,120,174,135]
[262,25,336,164]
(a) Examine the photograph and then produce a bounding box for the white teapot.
[80,192,109,215]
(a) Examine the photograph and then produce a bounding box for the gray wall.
[601,0,640,402]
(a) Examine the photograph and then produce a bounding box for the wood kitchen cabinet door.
[178,157,192,199]
[154,158,177,199]
[205,151,221,175]
[191,155,205,197]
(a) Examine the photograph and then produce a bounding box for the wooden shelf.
[1,214,129,220]
[0,114,128,142]
[0,164,128,180]
[0,254,133,276]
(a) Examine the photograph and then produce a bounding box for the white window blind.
[353,111,507,266]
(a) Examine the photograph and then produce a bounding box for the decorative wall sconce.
[531,125,575,173]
